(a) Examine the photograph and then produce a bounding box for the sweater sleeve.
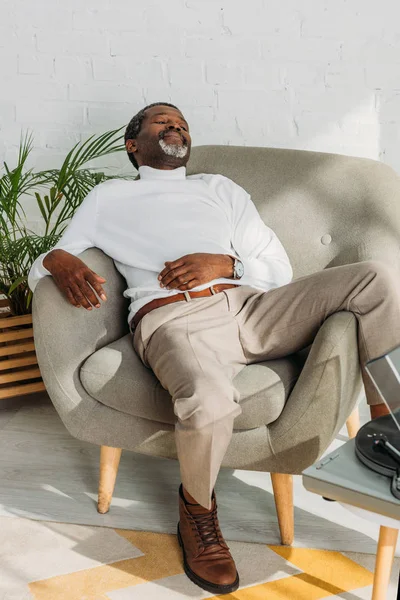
[218,177,293,290]
[28,187,98,292]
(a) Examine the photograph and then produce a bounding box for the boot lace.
[190,508,225,548]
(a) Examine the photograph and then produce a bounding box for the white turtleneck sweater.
[28,165,293,325]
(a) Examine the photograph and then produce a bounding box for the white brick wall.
[2,0,400,227]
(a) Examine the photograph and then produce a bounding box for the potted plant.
[0,127,127,400]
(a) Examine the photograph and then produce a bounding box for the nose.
[167,124,181,132]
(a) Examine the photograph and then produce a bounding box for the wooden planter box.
[0,312,45,400]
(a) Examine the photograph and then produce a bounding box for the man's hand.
[157,253,234,291]
[43,249,107,310]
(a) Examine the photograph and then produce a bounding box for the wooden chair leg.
[98,445,122,514]
[270,473,294,546]
[371,526,398,600]
[346,406,360,439]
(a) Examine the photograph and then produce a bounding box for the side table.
[303,438,400,600]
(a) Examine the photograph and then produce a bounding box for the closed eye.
[155,120,188,131]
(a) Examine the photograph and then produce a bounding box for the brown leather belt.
[130,283,239,331]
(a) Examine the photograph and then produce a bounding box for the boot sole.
[177,524,240,595]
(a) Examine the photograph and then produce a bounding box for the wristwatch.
[233,257,244,280]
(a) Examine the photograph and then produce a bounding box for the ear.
[125,139,137,154]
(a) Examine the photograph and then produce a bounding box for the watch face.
[236,260,244,278]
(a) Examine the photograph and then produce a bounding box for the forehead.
[144,106,187,122]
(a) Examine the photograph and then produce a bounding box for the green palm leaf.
[1,125,132,315]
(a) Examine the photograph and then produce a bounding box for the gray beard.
[159,138,188,158]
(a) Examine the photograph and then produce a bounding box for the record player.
[356,345,400,500]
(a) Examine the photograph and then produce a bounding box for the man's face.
[126,105,191,169]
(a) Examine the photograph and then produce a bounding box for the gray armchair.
[32,145,400,545]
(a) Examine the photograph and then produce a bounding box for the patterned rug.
[3,513,394,600]
[2,396,400,598]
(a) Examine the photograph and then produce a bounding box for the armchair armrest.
[267,310,363,473]
[32,248,130,433]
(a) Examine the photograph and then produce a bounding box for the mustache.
[159,130,187,145]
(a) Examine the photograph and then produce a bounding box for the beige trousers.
[132,260,400,508]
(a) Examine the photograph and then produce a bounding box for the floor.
[1,392,399,599]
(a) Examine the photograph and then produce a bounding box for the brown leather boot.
[177,484,239,594]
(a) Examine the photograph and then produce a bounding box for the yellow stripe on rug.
[212,548,373,599]
[28,532,373,600]
[269,546,373,591]
[29,531,183,600]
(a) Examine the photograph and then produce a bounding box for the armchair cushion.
[80,335,308,429]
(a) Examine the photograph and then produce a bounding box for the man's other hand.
[157,253,234,291]
[43,249,107,310]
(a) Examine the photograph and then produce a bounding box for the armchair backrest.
[188,145,400,278]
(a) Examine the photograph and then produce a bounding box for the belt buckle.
[183,285,216,302]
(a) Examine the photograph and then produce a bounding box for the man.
[29,102,396,595]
